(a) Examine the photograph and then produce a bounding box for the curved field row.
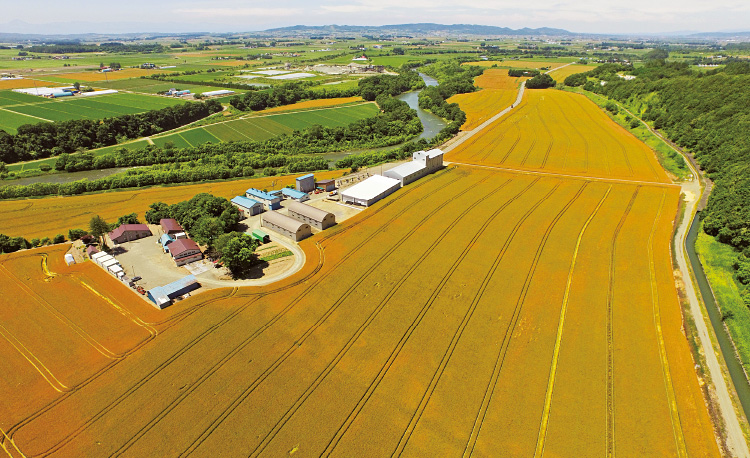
[0,166,719,457]
[447,90,670,183]
[447,69,525,131]
[0,170,343,239]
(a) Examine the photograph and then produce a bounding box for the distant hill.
[262,23,574,37]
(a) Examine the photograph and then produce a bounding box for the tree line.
[0,100,222,164]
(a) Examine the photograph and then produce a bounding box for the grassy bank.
[695,222,750,374]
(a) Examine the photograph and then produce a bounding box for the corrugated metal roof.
[246,188,279,201]
[286,201,332,222]
[297,173,314,180]
[148,275,199,306]
[384,161,426,179]
[160,234,176,247]
[263,211,309,233]
[231,196,262,209]
[281,188,308,199]
[341,175,401,201]
[169,239,200,257]
[109,224,150,240]
[160,218,182,232]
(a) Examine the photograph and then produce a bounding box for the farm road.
[441,80,750,456]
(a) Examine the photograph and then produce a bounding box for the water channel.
[2,73,448,186]
[686,214,750,420]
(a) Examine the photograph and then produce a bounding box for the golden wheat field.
[547,64,597,83]
[464,60,571,70]
[255,96,365,114]
[0,78,59,90]
[0,171,343,239]
[0,165,718,457]
[448,69,525,130]
[447,89,670,183]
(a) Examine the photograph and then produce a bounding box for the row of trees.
[0,100,222,164]
[25,43,166,54]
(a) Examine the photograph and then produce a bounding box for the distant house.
[246,188,282,211]
[109,224,152,244]
[281,187,310,202]
[168,239,203,266]
[231,196,264,217]
[316,179,336,192]
[296,173,316,193]
[160,218,183,235]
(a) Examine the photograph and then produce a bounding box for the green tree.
[115,212,140,227]
[68,228,87,241]
[220,233,259,277]
[190,216,223,246]
[73,82,81,91]
[525,73,556,89]
[564,73,587,87]
[53,234,65,244]
[89,215,110,242]
[145,202,171,224]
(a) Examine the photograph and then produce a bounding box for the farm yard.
[0,91,186,133]
[0,166,719,457]
[149,102,378,148]
[0,170,343,239]
[447,89,670,183]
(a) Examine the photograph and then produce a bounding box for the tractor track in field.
[8,169,460,456]
[605,186,640,458]
[246,174,508,458]
[391,181,563,457]
[321,178,543,457]
[461,182,588,457]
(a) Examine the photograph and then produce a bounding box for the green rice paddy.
[0,91,186,133]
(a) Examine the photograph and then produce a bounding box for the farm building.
[261,211,312,242]
[341,175,401,207]
[160,218,183,235]
[147,275,200,309]
[296,174,316,193]
[383,148,445,186]
[286,201,336,230]
[413,148,444,172]
[231,196,264,217]
[316,179,336,192]
[168,239,203,266]
[91,252,109,264]
[159,234,176,253]
[202,89,235,97]
[109,224,152,244]
[251,229,270,244]
[246,188,282,211]
[281,187,310,202]
[86,246,99,258]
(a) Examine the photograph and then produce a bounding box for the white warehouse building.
[340,175,401,207]
[383,148,444,186]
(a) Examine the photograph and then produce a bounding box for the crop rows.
[447,90,669,183]
[447,69,525,131]
[0,166,719,457]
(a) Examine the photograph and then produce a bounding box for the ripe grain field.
[0,165,719,457]
[447,69,526,131]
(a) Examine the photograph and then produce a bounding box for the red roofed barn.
[169,238,203,266]
[109,224,152,244]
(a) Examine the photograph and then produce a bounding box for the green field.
[150,102,379,147]
[695,225,750,373]
[0,91,187,133]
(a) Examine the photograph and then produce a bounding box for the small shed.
[231,196,264,217]
[101,259,120,271]
[95,254,114,266]
[108,264,124,277]
[147,275,201,309]
[296,173,316,193]
[91,252,108,263]
[261,211,312,242]
[160,218,183,235]
[86,246,99,258]
[281,187,310,202]
[251,229,270,244]
[286,201,336,230]
[316,179,336,192]
[159,234,176,253]
[64,253,75,266]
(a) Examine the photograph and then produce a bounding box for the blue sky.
[3,0,749,35]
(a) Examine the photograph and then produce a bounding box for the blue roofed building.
[246,188,282,210]
[147,275,200,309]
[159,234,176,253]
[281,187,310,202]
[231,196,264,217]
[296,173,316,193]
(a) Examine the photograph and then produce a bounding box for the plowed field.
[0,171,342,239]
[447,69,525,130]
[447,89,670,183]
[0,164,718,457]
